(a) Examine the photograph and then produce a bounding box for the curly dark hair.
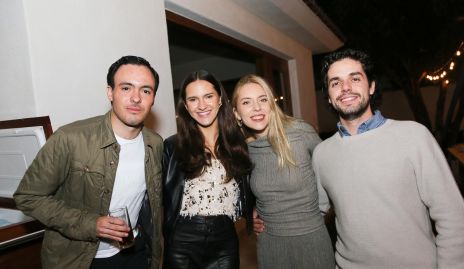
[175,70,252,182]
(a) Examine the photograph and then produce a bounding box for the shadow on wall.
[145,111,161,133]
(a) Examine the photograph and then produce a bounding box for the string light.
[424,41,463,83]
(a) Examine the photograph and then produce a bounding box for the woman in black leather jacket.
[162,70,254,269]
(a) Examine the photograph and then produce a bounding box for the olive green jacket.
[14,111,163,269]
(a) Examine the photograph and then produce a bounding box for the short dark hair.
[107,55,159,91]
[320,48,380,108]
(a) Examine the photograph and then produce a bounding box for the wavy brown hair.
[176,70,252,182]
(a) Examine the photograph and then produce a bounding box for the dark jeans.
[90,234,149,269]
[164,215,239,269]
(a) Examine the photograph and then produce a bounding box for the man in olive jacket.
[14,56,163,269]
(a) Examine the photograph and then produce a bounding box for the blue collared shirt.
[337,110,386,137]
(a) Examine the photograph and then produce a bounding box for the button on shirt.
[337,110,386,137]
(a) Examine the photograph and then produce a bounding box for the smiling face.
[184,79,221,130]
[327,58,375,121]
[233,82,271,138]
[107,64,156,137]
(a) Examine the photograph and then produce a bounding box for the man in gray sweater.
[312,49,464,268]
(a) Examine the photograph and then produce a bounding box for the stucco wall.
[1,0,177,138]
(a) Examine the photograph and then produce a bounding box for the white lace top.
[179,159,240,221]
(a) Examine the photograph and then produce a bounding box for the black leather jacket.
[162,135,255,244]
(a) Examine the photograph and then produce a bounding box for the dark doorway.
[166,11,293,115]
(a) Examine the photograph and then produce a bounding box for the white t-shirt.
[95,132,146,258]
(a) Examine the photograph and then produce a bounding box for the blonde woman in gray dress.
[232,74,335,269]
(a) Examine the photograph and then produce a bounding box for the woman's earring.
[237,119,243,127]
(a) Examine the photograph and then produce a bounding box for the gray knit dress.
[248,121,335,269]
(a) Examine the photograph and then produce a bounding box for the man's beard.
[334,95,371,121]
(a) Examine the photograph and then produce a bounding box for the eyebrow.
[349,71,364,77]
[328,72,365,83]
[239,94,267,101]
[118,82,154,91]
[118,82,134,87]
[186,91,217,99]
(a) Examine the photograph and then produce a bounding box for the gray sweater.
[248,120,323,236]
[313,119,464,269]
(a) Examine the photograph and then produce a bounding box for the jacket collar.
[141,125,154,150]
[100,110,153,150]
[100,111,117,149]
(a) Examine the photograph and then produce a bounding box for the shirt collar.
[337,110,386,137]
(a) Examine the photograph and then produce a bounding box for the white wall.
[0,0,35,120]
[380,91,415,122]
[165,0,323,128]
[1,0,177,138]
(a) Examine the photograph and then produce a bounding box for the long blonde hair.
[232,74,295,167]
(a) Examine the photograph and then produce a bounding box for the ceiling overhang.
[230,0,344,53]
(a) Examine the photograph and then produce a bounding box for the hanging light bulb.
[423,41,463,84]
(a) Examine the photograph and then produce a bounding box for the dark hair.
[107,55,160,91]
[176,70,252,181]
[320,49,380,108]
